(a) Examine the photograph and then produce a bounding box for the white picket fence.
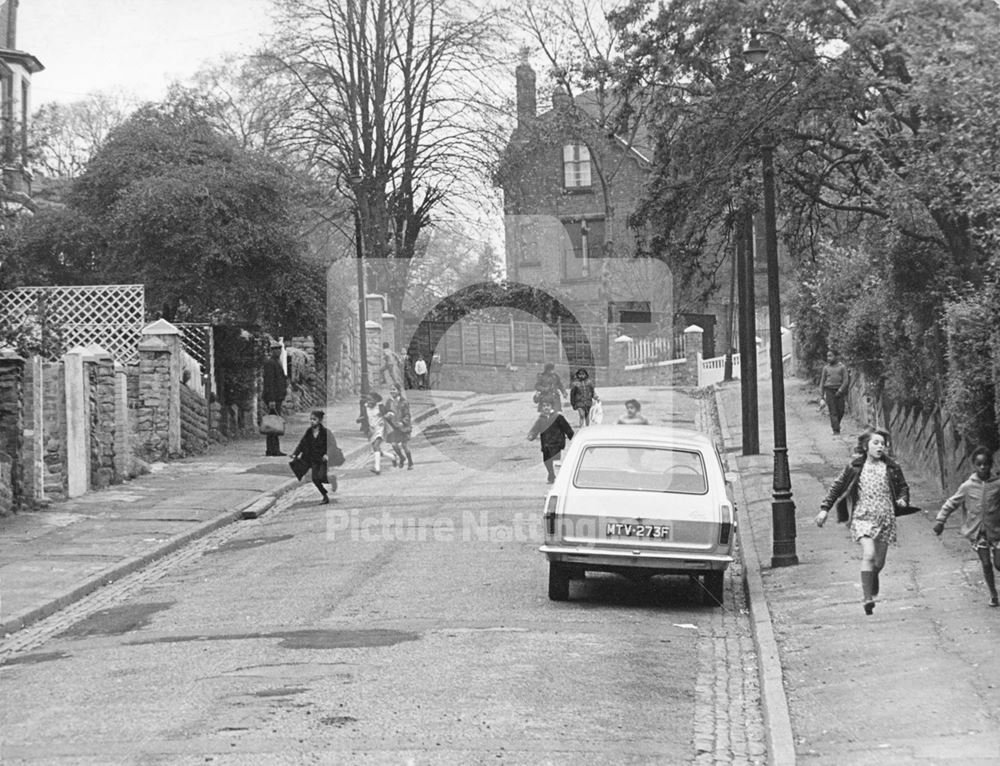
[697,328,793,387]
[626,336,677,366]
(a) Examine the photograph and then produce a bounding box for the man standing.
[262,340,288,456]
[819,350,849,434]
[414,354,428,389]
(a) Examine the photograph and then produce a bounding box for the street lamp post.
[745,31,797,567]
[349,173,370,431]
[761,137,797,567]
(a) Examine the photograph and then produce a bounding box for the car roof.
[571,424,714,450]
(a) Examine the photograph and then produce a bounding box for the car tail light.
[719,502,734,545]
[544,495,558,535]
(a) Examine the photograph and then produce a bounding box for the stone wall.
[181,383,209,455]
[87,356,117,489]
[134,339,173,462]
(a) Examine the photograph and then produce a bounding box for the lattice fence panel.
[0,284,145,362]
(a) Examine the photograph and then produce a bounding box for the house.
[495,53,728,358]
[0,0,42,215]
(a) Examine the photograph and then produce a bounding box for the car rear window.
[573,445,708,494]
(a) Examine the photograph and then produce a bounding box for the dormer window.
[563,144,591,189]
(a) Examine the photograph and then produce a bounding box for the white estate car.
[539,424,736,605]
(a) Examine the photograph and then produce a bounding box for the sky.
[19,0,275,106]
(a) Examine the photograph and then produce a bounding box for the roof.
[571,424,713,450]
[539,88,654,163]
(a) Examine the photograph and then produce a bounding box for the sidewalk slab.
[714,377,1000,765]
[0,390,472,637]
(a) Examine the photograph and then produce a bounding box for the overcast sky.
[20,0,274,106]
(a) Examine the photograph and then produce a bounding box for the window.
[573,446,708,494]
[563,144,591,189]
[20,78,28,166]
[562,218,604,281]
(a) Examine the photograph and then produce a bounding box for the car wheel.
[703,571,725,606]
[548,562,571,601]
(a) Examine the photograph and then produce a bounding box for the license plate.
[605,522,670,540]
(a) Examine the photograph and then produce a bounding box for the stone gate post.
[0,348,25,514]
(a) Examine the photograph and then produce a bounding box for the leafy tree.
[611,0,1000,406]
[13,102,325,338]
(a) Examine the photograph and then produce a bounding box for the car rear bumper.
[540,544,733,572]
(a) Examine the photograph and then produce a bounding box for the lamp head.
[743,32,768,66]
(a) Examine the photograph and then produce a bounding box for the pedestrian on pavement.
[379,342,404,389]
[816,427,911,615]
[384,383,414,470]
[819,350,849,434]
[933,446,1000,606]
[290,410,337,504]
[527,400,574,483]
[403,352,417,390]
[414,355,429,390]
[569,368,598,427]
[358,391,386,475]
[430,353,442,389]
[262,340,288,456]
[533,362,566,412]
[617,399,650,425]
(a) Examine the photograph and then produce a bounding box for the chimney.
[515,48,536,127]
[552,84,572,111]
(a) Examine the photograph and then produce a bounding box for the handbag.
[329,445,345,467]
[260,413,285,435]
[589,401,604,424]
[289,456,309,480]
[894,503,922,517]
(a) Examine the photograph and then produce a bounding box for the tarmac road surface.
[0,387,766,765]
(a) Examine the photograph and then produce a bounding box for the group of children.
[527,365,652,482]
[358,383,415,475]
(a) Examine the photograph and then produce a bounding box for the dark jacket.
[820,455,910,523]
[262,356,288,403]
[570,379,596,410]
[294,426,332,465]
[528,413,575,459]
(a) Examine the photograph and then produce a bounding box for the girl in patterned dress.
[816,428,910,615]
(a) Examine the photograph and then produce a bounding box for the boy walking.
[527,400,574,483]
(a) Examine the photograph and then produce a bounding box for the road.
[1,388,766,765]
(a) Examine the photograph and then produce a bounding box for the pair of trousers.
[823,388,845,432]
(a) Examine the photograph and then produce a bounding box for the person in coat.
[290,410,336,504]
[262,340,288,456]
[527,400,575,483]
[384,383,414,470]
[569,368,598,427]
[534,362,566,412]
[816,427,910,615]
[934,446,1000,606]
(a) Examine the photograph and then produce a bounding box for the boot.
[861,571,875,615]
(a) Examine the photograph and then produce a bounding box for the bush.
[943,294,997,449]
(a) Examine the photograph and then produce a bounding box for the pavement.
[713,377,1000,765]
[0,388,474,638]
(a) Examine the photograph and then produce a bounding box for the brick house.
[495,54,727,357]
[0,0,42,215]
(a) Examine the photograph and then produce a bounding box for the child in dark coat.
[291,410,337,504]
[528,400,575,483]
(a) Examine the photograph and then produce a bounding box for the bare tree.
[29,90,139,180]
[260,0,508,327]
